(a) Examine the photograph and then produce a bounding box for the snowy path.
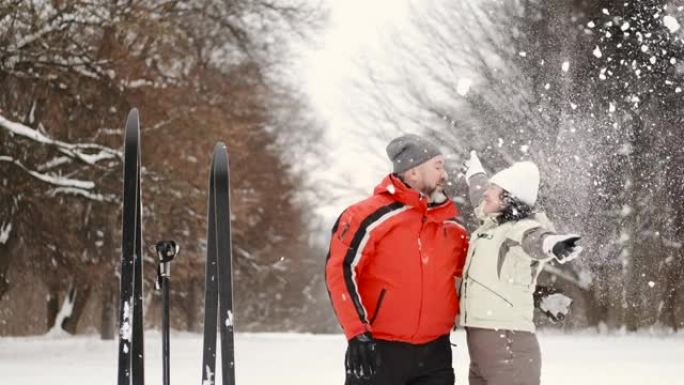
[1,330,682,385]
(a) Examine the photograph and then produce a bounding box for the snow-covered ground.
[1,330,682,385]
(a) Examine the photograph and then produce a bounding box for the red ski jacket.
[325,174,468,344]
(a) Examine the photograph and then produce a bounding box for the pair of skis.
[117,108,235,385]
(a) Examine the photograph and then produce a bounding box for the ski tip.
[213,141,227,153]
[126,107,139,122]
[125,108,140,133]
[212,142,229,161]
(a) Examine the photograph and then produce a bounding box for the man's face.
[411,155,448,196]
[482,184,505,214]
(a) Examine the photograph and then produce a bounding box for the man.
[325,134,469,385]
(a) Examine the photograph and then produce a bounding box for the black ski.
[201,143,235,385]
[118,108,145,385]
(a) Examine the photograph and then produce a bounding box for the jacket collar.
[373,174,458,220]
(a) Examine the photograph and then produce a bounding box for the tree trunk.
[0,251,10,301]
[99,283,116,339]
[659,249,683,331]
[623,114,649,332]
[0,219,18,302]
[583,265,608,328]
[62,284,92,334]
[46,290,60,331]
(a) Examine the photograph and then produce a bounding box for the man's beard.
[421,184,439,195]
[425,182,447,203]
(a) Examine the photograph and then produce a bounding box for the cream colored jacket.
[459,173,555,332]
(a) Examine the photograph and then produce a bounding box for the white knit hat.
[489,161,540,206]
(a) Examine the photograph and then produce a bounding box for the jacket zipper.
[462,242,477,325]
[461,226,492,324]
[462,277,469,324]
[414,215,427,338]
[369,288,387,325]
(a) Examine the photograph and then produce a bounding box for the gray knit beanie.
[386,134,442,173]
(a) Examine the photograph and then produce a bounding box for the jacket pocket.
[369,288,387,325]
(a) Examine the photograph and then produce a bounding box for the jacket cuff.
[345,324,370,340]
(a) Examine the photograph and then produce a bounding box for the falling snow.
[593,46,603,58]
[663,15,681,32]
[562,61,570,72]
[457,78,472,96]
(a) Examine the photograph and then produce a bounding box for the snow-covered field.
[1,330,682,385]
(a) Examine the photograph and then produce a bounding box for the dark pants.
[345,335,455,385]
[466,327,541,385]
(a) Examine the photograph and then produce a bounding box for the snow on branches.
[0,115,120,165]
[0,113,119,202]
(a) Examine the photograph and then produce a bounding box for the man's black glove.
[345,332,381,379]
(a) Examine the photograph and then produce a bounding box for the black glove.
[551,235,582,263]
[345,332,381,379]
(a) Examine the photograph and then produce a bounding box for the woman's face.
[482,184,505,214]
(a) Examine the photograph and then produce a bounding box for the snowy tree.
[0,0,327,337]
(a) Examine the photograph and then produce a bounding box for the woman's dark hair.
[498,190,533,223]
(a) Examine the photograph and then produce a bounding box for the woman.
[460,151,582,385]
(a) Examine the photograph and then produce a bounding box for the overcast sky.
[302,0,411,223]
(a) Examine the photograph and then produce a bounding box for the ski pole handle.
[155,240,179,280]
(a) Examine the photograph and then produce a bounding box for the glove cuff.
[465,151,486,184]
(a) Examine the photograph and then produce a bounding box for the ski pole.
[155,240,179,385]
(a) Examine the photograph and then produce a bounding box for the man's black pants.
[345,335,455,385]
